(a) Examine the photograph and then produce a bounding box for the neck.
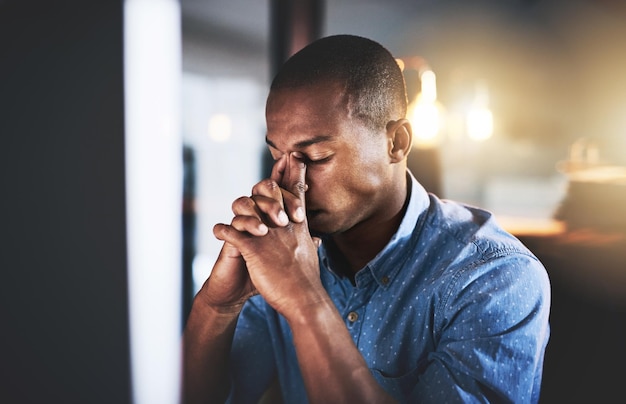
[329,175,411,278]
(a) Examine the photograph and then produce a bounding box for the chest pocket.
[370,361,426,403]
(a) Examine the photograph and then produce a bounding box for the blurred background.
[2,0,625,403]
[181,0,626,283]
[182,3,626,401]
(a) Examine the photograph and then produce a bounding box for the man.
[183,35,550,403]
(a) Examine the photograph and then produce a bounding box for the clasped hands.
[208,152,325,319]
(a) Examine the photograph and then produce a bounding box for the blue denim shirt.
[228,173,551,403]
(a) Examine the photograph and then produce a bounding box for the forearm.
[286,298,396,403]
[182,297,241,404]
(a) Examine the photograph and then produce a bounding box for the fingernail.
[258,223,269,234]
[294,207,305,222]
[278,210,289,225]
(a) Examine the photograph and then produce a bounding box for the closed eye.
[305,155,333,165]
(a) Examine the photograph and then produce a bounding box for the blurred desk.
[506,219,626,404]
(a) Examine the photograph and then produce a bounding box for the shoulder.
[422,194,539,263]
[417,195,550,308]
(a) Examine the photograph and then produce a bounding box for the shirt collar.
[319,170,430,289]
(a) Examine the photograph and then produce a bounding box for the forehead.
[265,82,351,148]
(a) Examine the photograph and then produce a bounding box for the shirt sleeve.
[226,295,277,404]
[375,252,551,404]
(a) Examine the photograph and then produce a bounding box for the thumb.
[286,152,307,199]
[219,240,242,260]
[283,152,307,222]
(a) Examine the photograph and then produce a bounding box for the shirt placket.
[342,284,373,345]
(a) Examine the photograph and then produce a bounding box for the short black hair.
[270,34,408,132]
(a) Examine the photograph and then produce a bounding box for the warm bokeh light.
[408,69,445,147]
[409,100,442,146]
[466,84,493,142]
[420,70,437,102]
[467,106,493,141]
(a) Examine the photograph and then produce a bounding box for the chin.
[307,214,343,236]
[307,212,331,234]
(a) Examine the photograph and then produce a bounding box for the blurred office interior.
[181,3,626,400]
[2,0,625,403]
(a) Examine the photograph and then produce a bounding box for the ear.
[386,119,413,163]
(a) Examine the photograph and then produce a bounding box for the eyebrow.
[265,135,334,150]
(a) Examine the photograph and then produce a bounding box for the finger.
[281,152,307,223]
[270,153,287,184]
[250,179,289,226]
[216,241,242,260]
[213,223,251,250]
[286,152,307,201]
[250,194,289,227]
[252,155,289,226]
[232,194,287,228]
[278,188,304,223]
[230,215,268,236]
[213,223,265,265]
[232,196,261,217]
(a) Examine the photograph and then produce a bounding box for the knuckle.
[232,196,254,212]
[253,178,279,195]
[293,180,306,195]
[230,216,244,229]
[251,194,277,211]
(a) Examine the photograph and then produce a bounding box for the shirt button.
[347,311,359,322]
[381,276,390,285]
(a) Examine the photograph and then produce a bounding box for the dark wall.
[520,233,626,404]
[0,2,132,403]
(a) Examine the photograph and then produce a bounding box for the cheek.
[304,166,330,192]
[310,165,371,202]
[305,165,349,203]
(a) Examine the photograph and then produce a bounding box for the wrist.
[192,292,245,319]
[283,292,337,329]
[184,296,242,343]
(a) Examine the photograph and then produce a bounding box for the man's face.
[265,81,394,236]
